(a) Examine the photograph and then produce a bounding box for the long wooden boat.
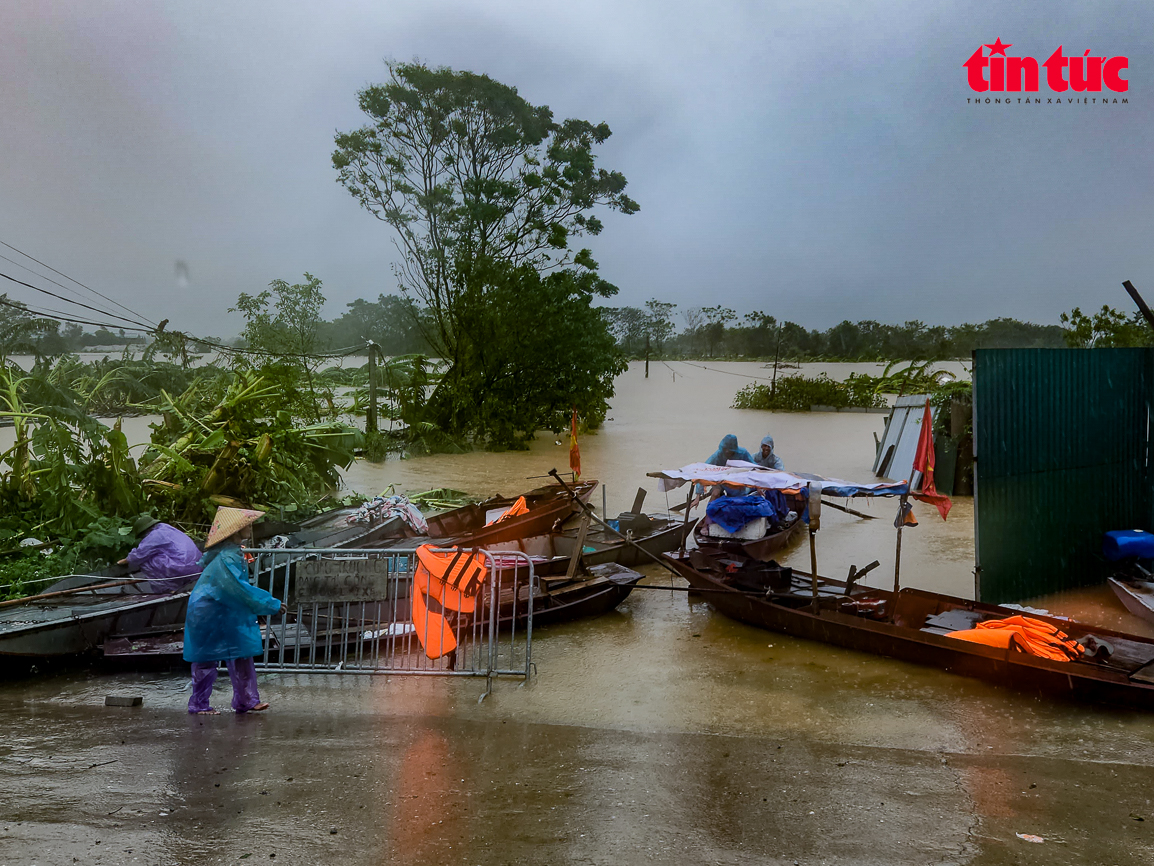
[666,547,1154,710]
[419,479,598,547]
[104,562,643,662]
[0,574,191,658]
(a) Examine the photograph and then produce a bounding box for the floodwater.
[3,360,1154,864]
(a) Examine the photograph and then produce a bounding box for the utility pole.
[645,334,650,379]
[366,341,378,435]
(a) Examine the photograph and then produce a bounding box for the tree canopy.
[333,61,638,446]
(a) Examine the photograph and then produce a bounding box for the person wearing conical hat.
[184,507,285,715]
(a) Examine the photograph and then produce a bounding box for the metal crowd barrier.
[246,547,535,697]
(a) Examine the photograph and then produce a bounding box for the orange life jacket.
[946,614,1084,662]
[488,496,529,524]
[410,545,489,659]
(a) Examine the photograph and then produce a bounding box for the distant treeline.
[599,303,1066,361]
[312,297,1067,361]
[0,290,1096,364]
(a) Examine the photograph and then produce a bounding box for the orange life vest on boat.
[946,614,1084,662]
[411,545,489,659]
[488,496,529,524]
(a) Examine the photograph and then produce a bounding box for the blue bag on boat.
[706,495,779,533]
[1103,530,1154,561]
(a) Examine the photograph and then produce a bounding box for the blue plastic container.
[1102,529,1154,561]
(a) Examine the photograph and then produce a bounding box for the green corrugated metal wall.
[974,348,1154,604]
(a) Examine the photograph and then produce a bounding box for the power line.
[0,246,371,363]
[0,268,155,331]
[0,293,154,333]
[0,239,158,327]
[0,291,366,360]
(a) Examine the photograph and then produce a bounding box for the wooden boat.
[1108,576,1154,626]
[104,562,643,662]
[693,511,805,561]
[666,546,1154,710]
[487,512,698,575]
[484,561,643,628]
[407,479,598,547]
[0,574,191,658]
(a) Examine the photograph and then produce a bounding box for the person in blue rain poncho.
[705,434,754,467]
[184,507,285,715]
[699,434,756,497]
[753,435,784,470]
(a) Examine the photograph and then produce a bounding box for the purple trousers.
[188,657,262,713]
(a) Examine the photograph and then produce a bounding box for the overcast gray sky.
[1,0,1150,337]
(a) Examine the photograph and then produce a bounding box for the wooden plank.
[630,487,647,514]
[565,511,592,581]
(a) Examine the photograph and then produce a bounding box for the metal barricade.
[247,547,535,696]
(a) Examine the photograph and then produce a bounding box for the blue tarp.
[706,495,780,533]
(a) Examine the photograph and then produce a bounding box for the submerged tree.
[332,61,638,445]
[231,273,329,419]
[1060,305,1154,348]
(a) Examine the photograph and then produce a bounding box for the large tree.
[332,62,637,445]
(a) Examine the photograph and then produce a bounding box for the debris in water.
[1016,833,1045,843]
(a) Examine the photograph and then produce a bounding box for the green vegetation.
[1060,305,1154,348]
[0,354,361,598]
[332,61,636,448]
[732,362,961,412]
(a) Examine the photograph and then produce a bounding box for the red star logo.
[985,38,1011,56]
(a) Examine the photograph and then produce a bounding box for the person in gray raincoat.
[753,435,784,470]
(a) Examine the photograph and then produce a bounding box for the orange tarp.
[946,614,1083,662]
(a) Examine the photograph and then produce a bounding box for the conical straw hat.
[205,506,266,548]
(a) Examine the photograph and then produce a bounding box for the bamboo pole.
[808,482,821,614]
[0,579,139,610]
[892,493,908,599]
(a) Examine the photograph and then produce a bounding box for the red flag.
[569,407,581,480]
[911,398,952,520]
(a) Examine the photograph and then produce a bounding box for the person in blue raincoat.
[753,435,784,470]
[699,434,756,497]
[705,434,754,467]
[184,507,285,715]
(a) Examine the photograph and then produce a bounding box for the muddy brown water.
[3,360,1154,864]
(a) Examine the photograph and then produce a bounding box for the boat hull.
[667,553,1154,710]
[0,591,190,658]
[1108,577,1154,626]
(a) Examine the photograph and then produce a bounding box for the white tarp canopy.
[647,461,910,498]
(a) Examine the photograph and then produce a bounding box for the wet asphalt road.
[3,591,1154,866]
